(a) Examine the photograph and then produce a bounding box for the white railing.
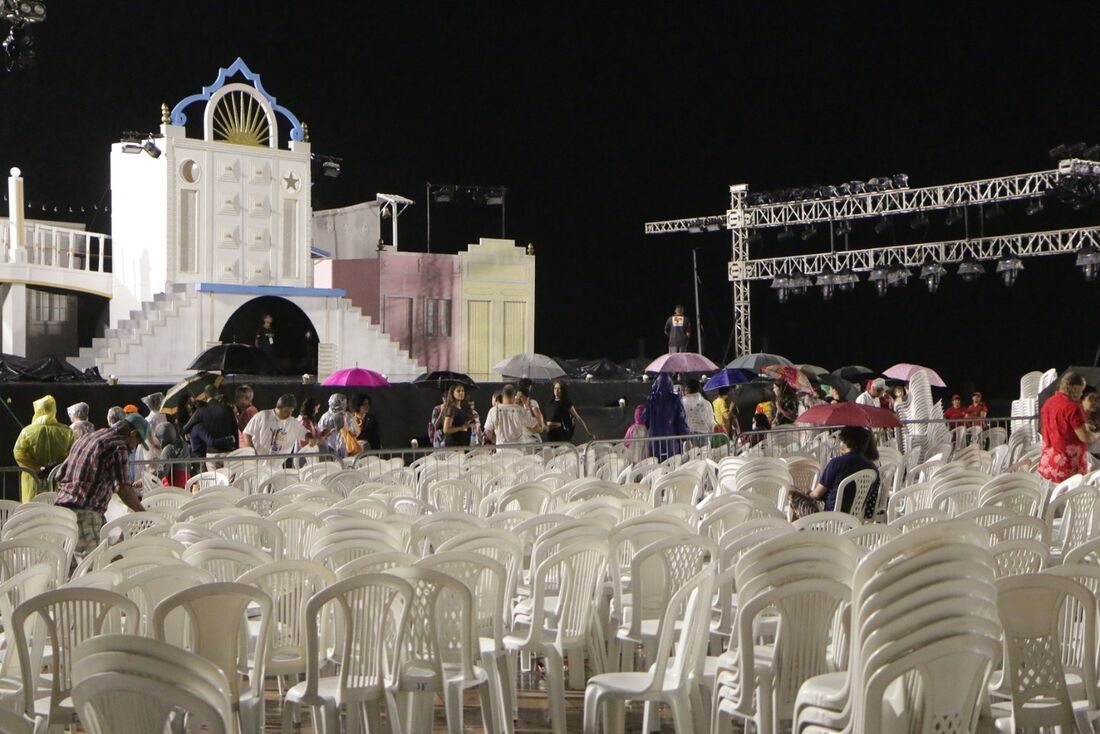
[0,221,110,273]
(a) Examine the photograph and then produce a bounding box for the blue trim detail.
[196,283,346,298]
[170,57,305,142]
[310,246,332,258]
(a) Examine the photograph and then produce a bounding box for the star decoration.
[283,172,301,191]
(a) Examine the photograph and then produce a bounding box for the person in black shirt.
[442,385,477,447]
[352,394,381,450]
[181,387,239,457]
[255,313,276,370]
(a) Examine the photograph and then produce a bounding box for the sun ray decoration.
[211,90,271,147]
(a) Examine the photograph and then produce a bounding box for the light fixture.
[874,217,893,235]
[957,257,985,283]
[1076,243,1100,281]
[834,267,859,291]
[984,203,1005,220]
[1026,199,1045,216]
[800,225,817,241]
[141,139,161,158]
[312,153,343,178]
[816,270,836,301]
[483,188,506,206]
[891,173,909,188]
[120,144,142,155]
[788,270,812,295]
[995,254,1024,286]
[868,264,890,296]
[909,212,930,229]
[848,181,866,194]
[777,227,794,242]
[835,221,852,237]
[431,184,456,203]
[920,259,947,293]
[887,264,911,288]
[771,275,791,303]
[945,207,963,226]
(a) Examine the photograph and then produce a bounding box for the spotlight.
[483,188,506,206]
[141,139,161,159]
[909,213,930,230]
[431,185,456,203]
[771,275,791,303]
[1067,142,1089,158]
[887,264,911,288]
[120,144,143,155]
[920,259,947,293]
[874,217,893,235]
[957,257,985,283]
[1025,199,1045,216]
[1076,244,1100,281]
[848,181,866,194]
[788,270,812,295]
[322,161,341,178]
[777,227,794,242]
[834,267,859,291]
[800,225,817,241]
[1049,144,1070,160]
[818,185,837,198]
[891,173,909,188]
[867,177,888,191]
[868,265,890,296]
[835,221,852,237]
[816,270,835,301]
[984,203,1005,220]
[836,183,851,196]
[945,208,963,226]
[995,254,1024,287]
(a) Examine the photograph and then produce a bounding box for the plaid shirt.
[55,425,130,514]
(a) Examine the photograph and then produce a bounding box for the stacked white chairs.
[958,506,1019,529]
[786,456,820,494]
[428,477,482,514]
[1,507,78,569]
[887,507,948,532]
[991,574,1100,731]
[0,563,52,714]
[584,566,716,734]
[0,538,68,588]
[792,511,862,534]
[183,470,229,493]
[885,481,935,521]
[236,492,290,517]
[978,473,1045,517]
[504,541,610,734]
[988,515,1049,546]
[152,581,272,734]
[843,523,900,553]
[731,459,792,511]
[650,468,706,507]
[211,515,284,559]
[283,572,413,734]
[71,634,234,734]
[793,522,1000,733]
[1045,483,1099,563]
[929,470,987,516]
[140,491,189,519]
[712,531,858,734]
[11,587,139,731]
[97,512,168,544]
[112,563,213,640]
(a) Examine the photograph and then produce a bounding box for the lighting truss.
[736,226,1100,280]
[645,159,1100,234]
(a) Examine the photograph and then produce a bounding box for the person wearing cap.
[54,414,148,560]
[965,391,989,428]
[944,394,968,421]
[13,395,74,503]
[67,402,95,440]
[181,387,238,457]
[122,404,140,415]
[855,378,887,408]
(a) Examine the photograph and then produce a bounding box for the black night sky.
[2,3,1100,401]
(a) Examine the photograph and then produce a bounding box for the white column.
[7,167,25,263]
[1,283,27,355]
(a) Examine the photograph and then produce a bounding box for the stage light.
[1026,199,1044,216]
[848,181,866,194]
[431,185,456,203]
[867,177,888,192]
[868,265,890,296]
[120,144,142,155]
[874,217,893,235]
[835,221,852,237]
[957,257,985,283]
[815,270,835,301]
[800,225,816,241]
[995,254,1024,286]
[777,227,794,242]
[771,275,790,303]
[834,267,859,291]
[984,203,1005,220]
[789,270,812,295]
[920,259,947,293]
[945,207,963,226]
[891,173,909,188]
[910,213,930,229]
[1067,142,1089,158]
[322,161,341,178]
[836,183,851,196]
[142,139,161,159]
[1050,144,1070,160]
[484,188,506,206]
[1076,243,1100,281]
[887,264,911,288]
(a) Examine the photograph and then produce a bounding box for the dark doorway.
[219,296,318,376]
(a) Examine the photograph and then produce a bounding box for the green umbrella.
[161,372,224,415]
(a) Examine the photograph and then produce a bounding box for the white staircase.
[71,284,424,382]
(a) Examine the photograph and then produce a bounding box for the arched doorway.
[219,296,318,376]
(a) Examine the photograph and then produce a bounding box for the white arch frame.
[203,83,279,149]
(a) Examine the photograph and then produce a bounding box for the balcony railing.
[0,221,111,273]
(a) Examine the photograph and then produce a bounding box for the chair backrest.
[112,564,214,640]
[0,563,52,684]
[1062,536,1100,567]
[384,565,478,681]
[645,565,716,693]
[888,508,949,533]
[527,541,609,648]
[991,539,1047,577]
[1045,484,1099,559]
[152,581,272,715]
[833,468,879,519]
[792,511,862,534]
[996,574,1098,731]
[619,535,716,640]
[181,538,273,582]
[843,524,901,553]
[0,537,68,587]
[11,587,139,721]
[987,516,1048,546]
[210,515,285,559]
[648,469,704,507]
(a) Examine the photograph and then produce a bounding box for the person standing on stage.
[664,305,692,354]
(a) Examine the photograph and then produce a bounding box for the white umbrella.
[492,353,566,381]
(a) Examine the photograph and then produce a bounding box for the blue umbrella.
[726,353,794,371]
[704,368,756,391]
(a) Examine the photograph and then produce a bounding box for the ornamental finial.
[160,103,170,124]
[301,121,310,142]
[526,243,535,256]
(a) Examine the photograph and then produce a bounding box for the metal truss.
[737,226,1100,280]
[644,159,1100,234]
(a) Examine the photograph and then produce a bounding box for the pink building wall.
[313,252,459,371]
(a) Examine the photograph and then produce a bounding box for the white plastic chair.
[181,538,273,582]
[792,511,862,534]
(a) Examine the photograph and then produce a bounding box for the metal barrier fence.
[583,432,735,478]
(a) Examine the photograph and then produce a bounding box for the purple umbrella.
[322,368,391,387]
[882,362,947,388]
[645,352,720,374]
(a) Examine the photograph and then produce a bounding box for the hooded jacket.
[13,395,74,503]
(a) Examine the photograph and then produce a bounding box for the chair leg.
[567,646,585,689]
[689,683,709,734]
[582,685,601,734]
[280,701,299,734]
[642,700,659,734]
[364,701,383,734]
[322,704,340,734]
[544,646,568,734]
[478,682,498,734]
[442,685,464,734]
[667,693,693,734]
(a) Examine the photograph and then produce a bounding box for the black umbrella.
[187,343,273,374]
[578,358,629,380]
[816,373,860,402]
[413,371,479,390]
[162,372,224,414]
[832,365,880,383]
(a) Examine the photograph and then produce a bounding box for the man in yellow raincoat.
[13,395,74,503]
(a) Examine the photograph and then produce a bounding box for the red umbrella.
[760,364,816,394]
[796,402,901,429]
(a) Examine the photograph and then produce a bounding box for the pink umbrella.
[882,363,946,388]
[322,368,391,387]
[645,352,720,374]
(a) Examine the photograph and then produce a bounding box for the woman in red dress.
[1039,371,1098,483]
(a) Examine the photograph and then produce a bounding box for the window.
[178,190,198,273]
[425,298,452,338]
[30,290,68,323]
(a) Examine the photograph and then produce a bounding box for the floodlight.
[957,258,985,283]
[771,276,790,303]
[1026,199,1044,216]
[873,217,893,235]
[995,254,1024,287]
[868,265,890,296]
[1076,244,1100,281]
[920,259,947,293]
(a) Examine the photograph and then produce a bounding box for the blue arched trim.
[170,57,305,142]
